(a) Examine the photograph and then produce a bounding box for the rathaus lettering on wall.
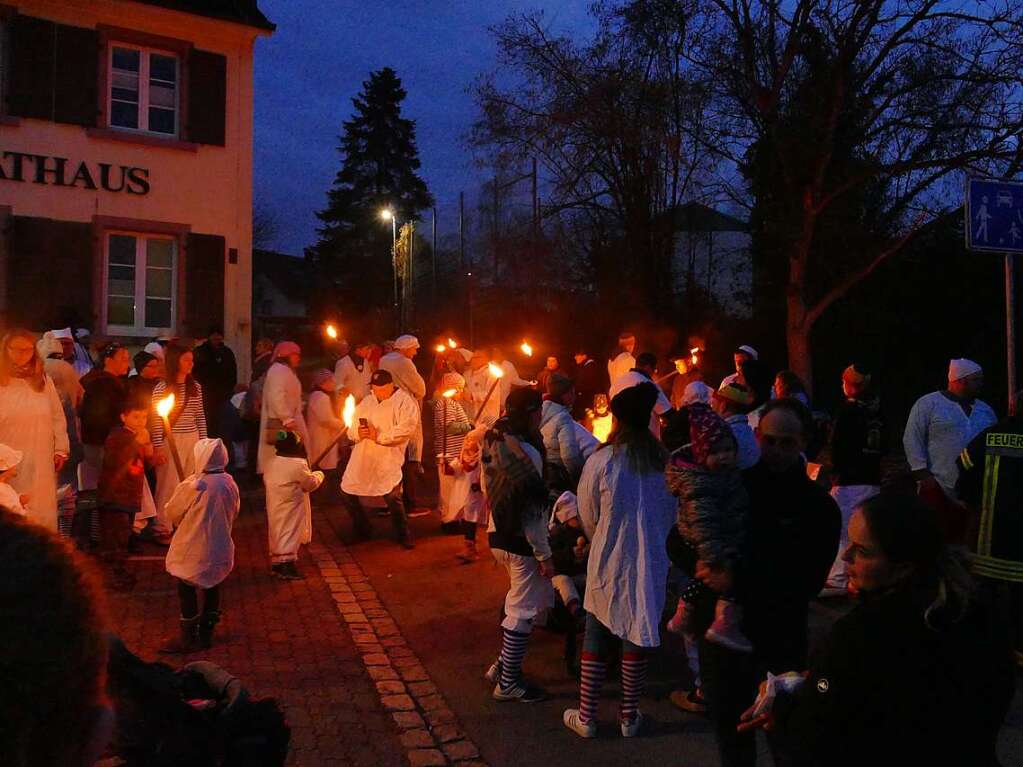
[0,151,150,195]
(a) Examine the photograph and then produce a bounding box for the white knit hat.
[948,358,982,382]
[0,443,24,472]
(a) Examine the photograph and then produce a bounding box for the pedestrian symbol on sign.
[966,178,1023,254]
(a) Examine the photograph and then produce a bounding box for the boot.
[159,616,200,654]
[456,538,479,563]
[705,599,753,653]
[198,609,221,649]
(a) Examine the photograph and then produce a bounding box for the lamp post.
[381,208,399,334]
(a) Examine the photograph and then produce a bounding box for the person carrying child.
[264,431,324,580]
[0,443,29,516]
[97,395,158,590]
[160,438,240,654]
[665,402,751,654]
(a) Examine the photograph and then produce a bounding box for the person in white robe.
[490,347,533,411]
[257,341,308,475]
[306,369,344,473]
[339,370,419,548]
[903,358,997,500]
[264,431,324,580]
[160,438,240,653]
[564,381,676,738]
[464,350,502,424]
[334,342,375,402]
[606,332,637,390]
[0,444,28,516]
[0,330,69,531]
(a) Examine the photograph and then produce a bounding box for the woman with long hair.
[747,491,1015,766]
[150,342,207,537]
[564,381,677,738]
[0,329,70,530]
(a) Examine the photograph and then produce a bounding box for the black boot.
[159,616,200,654]
[198,609,221,649]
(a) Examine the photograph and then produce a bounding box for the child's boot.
[705,599,753,653]
[159,615,200,654]
[198,609,221,649]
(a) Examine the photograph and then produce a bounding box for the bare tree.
[252,203,279,251]
[693,0,1023,389]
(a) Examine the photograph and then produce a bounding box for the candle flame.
[342,394,356,428]
[447,338,457,349]
[435,344,447,353]
[520,342,533,357]
[442,388,457,398]
[156,393,175,418]
[325,324,338,340]
[488,362,505,378]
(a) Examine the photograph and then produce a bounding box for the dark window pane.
[146,267,172,297]
[147,239,174,268]
[150,54,176,83]
[108,296,135,326]
[148,107,175,134]
[145,298,172,328]
[111,101,138,128]
[112,47,139,72]
[108,235,136,265]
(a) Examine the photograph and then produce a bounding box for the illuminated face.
[734,352,749,375]
[108,348,131,377]
[140,359,161,379]
[842,510,899,595]
[5,337,35,367]
[287,353,301,368]
[121,408,148,432]
[574,353,586,365]
[401,346,418,359]
[756,407,806,473]
[704,436,737,472]
[372,382,396,401]
[547,357,559,370]
[179,351,195,377]
[952,372,984,400]
[209,332,224,347]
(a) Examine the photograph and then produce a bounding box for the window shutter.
[8,217,93,329]
[184,233,225,335]
[187,49,226,146]
[8,15,56,120]
[54,23,99,126]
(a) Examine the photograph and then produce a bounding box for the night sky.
[253,1,595,256]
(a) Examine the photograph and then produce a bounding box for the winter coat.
[666,458,748,569]
[830,396,883,486]
[771,579,1015,767]
[540,399,585,486]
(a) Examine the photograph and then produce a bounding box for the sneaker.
[669,688,707,714]
[492,680,547,703]
[620,711,645,738]
[666,599,693,636]
[705,600,753,653]
[563,708,597,738]
[484,660,502,683]
[271,562,303,581]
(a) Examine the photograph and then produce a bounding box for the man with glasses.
[695,398,840,767]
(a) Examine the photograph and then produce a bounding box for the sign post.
[966,178,1022,415]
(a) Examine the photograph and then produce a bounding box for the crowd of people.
[0,322,1020,765]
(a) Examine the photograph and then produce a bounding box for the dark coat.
[79,370,127,446]
[734,461,841,670]
[571,358,604,420]
[193,341,238,436]
[829,396,883,486]
[772,579,1015,767]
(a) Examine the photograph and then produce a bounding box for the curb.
[309,513,488,767]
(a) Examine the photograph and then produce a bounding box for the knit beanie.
[609,381,657,428]
[688,403,735,465]
[274,430,307,460]
[546,372,573,401]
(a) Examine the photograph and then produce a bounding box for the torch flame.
[520,341,533,357]
[342,394,356,429]
[325,324,339,340]
[435,344,447,353]
[442,388,457,398]
[690,346,701,367]
[156,393,175,419]
[488,362,505,378]
[447,338,457,349]
[674,358,689,375]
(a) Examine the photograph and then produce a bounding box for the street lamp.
[380,208,398,333]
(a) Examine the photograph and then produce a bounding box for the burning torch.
[156,393,184,480]
[475,362,506,418]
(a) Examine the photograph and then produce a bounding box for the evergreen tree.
[307,67,433,323]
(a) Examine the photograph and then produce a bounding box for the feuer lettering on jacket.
[0,151,150,195]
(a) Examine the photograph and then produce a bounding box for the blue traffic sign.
[966,177,1023,253]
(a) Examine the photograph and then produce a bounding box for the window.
[109,44,178,135]
[106,233,177,335]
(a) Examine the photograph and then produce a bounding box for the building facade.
[0,0,272,376]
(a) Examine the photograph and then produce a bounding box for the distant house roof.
[128,0,274,31]
[253,249,308,302]
[671,202,748,233]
